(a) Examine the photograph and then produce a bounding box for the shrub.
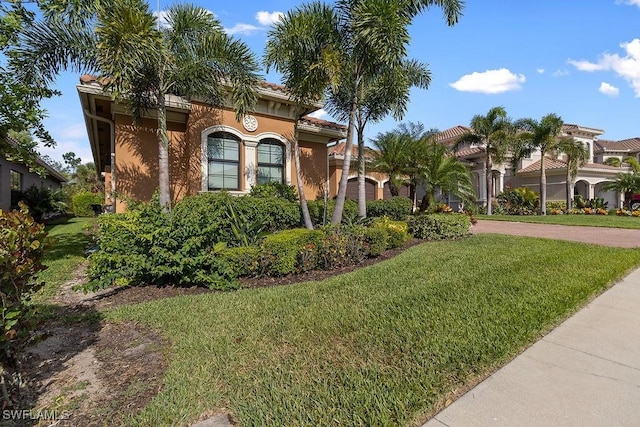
[72,191,103,217]
[546,201,566,211]
[364,227,388,257]
[220,246,261,277]
[0,203,50,364]
[260,229,323,276]
[307,199,358,226]
[408,214,471,241]
[497,187,539,215]
[318,225,367,269]
[366,197,413,220]
[249,182,298,202]
[371,217,410,248]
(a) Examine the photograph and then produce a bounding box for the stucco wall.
[112,103,329,212]
[0,157,63,212]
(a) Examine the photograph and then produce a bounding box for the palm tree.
[601,173,640,209]
[455,106,512,215]
[287,0,464,225]
[15,0,260,211]
[555,137,588,210]
[604,157,621,167]
[622,157,640,173]
[419,139,474,212]
[264,2,341,229]
[329,60,431,217]
[514,113,564,215]
[369,130,409,197]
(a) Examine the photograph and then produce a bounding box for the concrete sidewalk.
[424,267,640,427]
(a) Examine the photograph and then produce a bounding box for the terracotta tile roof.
[300,116,347,132]
[594,138,640,152]
[582,162,625,171]
[562,123,605,135]
[519,157,568,174]
[328,141,376,160]
[436,125,472,143]
[455,146,485,158]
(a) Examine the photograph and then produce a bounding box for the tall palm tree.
[299,0,464,225]
[514,113,564,215]
[601,173,640,209]
[265,2,341,229]
[419,139,474,212]
[369,130,409,197]
[455,106,512,215]
[603,157,621,167]
[555,137,588,210]
[14,0,260,211]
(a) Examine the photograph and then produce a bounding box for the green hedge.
[261,229,323,276]
[371,217,410,248]
[364,227,388,257]
[72,191,102,217]
[307,199,358,226]
[408,214,471,241]
[220,246,261,277]
[366,197,413,220]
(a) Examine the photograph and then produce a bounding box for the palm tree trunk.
[389,179,399,197]
[293,120,313,229]
[157,92,171,212]
[540,153,546,215]
[566,166,572,211]
[486,152,493,215]
[331,102,356,225]
[357,127,366,218]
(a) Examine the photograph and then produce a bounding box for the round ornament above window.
[242,114,258,132]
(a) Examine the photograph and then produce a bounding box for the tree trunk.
[566,167,572,211]
[331,103,356,225]
[388,178,399,197]
[293,121,313,229]
[157,92,171,212]
[486,152,493,215]
[540,153,547,214]
[357,127,366,218]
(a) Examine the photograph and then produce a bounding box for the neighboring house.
[0,153,67,212]
[77,75,346,212]
[437,123,633,209]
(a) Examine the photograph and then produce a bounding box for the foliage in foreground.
[408,213,471,240]
[109,235,640,426]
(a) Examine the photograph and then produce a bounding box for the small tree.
[556,137,588,211]
[601,173,640,209]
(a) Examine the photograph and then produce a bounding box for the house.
[437,123,633,209]
[77,76,347,212]
[0,152,67,212]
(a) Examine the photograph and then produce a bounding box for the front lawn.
[108,234,640,426]
[32,217,95,304]
[478,213,640,229]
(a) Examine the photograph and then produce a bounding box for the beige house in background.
[437,123,630,209]
[77,75,346,213]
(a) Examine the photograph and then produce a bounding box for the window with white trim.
[207,132,240,190]
[257,139,284,185]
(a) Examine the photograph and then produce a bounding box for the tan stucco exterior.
[78,78,344,213]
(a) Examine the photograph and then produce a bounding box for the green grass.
[107,234,640,426]
[32,217,95,304]
[478,214,640,229]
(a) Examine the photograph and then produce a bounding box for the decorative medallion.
[242,114,258,132]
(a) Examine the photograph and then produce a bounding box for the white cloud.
[225,23,260,35]
[449,68,525,94]
[256,11,284,26]
[553,69,570,77]
[568,39,640,97]
[537,68,545,74]
[308,109,328,119]
[57,123,87,140]
[37,139,93,165]
[616,0,640,7]
[599,81,620,96]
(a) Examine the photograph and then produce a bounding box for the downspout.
[84,109,115,211]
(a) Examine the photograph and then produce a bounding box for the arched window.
[257,139,284,184]
[207,132,240,190]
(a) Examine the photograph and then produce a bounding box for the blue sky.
[38,0,640,164]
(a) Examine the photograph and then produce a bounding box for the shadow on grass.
[43,232,93,263]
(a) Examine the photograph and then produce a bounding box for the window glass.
[257,139,284,185]
[207,133,240,190]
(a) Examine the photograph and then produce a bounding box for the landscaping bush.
[318,225,367,269]
[260,229,323,276]
[364,227,388,257]
[0,203,50,366]
[408,214,471,240]
[307,199,358,226]
[371,217,410,248]
[249,182,298,202]
[366,197,413,220]
[220,246,261,277]
[546,201,566,211]
[497,187,539,215]
[72,191,103,217]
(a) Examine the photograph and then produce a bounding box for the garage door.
[346,178,376,200]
